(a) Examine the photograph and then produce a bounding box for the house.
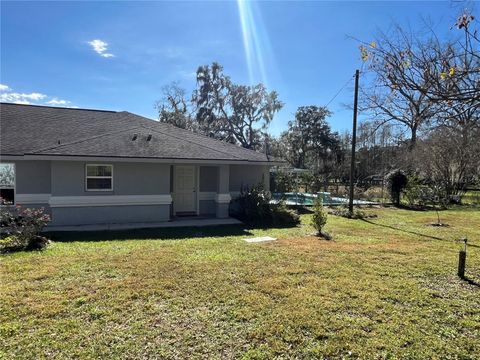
[0,103,281,227]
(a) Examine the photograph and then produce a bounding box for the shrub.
[271,201,300,227]
[230,185,300,227]
[231,185,272,225]
[311,199,328,235]
[386,169,408,206]
[361,187,384,201]
[332,207,359,219]
[404,176,436,207]
[330,205,375,219]
[0,235,22,253]
[0,206,50,253]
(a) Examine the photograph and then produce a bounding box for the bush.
[386,169,408,206]
[272,201,300,227]
[361,187,384,201]
[0,206,50,253]
[0,235,21,252]
[231,185,272,225]
[311,199,328,235]
[404,176,436,207]
[230,185,300,227]
[330,205,374,219]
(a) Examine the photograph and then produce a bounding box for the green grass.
[1,207,479,359]
[463,191,480,205]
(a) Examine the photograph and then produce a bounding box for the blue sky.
[0,1,466,135]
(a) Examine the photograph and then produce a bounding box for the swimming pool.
[271,192,377,206]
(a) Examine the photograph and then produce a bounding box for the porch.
[171,164,231,219]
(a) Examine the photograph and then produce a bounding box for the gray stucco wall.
[51,205,170,226]
[51,161,170,196]
[48,161,172,225]
[3,160,271,225]
[199,199,216,215]
[199,166,218,192]
[10,160,51,194]
[229,165,270,193]
[1,161,51,210]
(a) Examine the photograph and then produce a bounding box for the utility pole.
[348,70,360,214]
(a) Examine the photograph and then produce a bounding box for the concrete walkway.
[45,217,242,232]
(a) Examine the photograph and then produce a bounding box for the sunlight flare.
[236,0,273,86]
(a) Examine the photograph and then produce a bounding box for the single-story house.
[0,103,281,226]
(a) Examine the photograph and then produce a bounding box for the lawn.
[1,207,479,359]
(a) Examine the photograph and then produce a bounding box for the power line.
[325,74,355,108]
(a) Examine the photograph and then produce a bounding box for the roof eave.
[1,153,284,166]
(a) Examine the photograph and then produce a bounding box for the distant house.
[0,103,281,226]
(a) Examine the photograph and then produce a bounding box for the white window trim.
[0,162,16,206]
[85,164,113,192]
[49,195,172,207]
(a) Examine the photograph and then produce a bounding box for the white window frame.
[85,164,113,192]
[0,162,16,206]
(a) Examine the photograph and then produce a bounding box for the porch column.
[215,164,231,218]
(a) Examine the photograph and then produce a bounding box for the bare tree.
[155,82,195,130]
[359,10,479,131]
[357,26,439,148]
[341,9,479,199]
[414,125,480,197]
[428,11,479,104]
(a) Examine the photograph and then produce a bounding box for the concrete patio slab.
[244,236,277,243]
[45,217,242,232]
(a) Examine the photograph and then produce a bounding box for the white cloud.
[0,92,46,104]
[0,84,74,107]
[46,98,71,106]
[88,39,115,58]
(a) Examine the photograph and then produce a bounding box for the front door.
[174,165,196,214]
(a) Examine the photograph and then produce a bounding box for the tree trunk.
[409,125,417,150]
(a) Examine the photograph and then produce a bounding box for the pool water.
[272,192,339,206]
[271,192,376,206]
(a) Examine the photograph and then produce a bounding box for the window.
[0,163,15,205]
[86,164,113,191]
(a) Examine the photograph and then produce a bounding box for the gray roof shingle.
[0,103,280,163]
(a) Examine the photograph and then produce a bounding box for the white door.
[174,165,196,213]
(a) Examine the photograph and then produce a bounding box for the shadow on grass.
[461,277,480,288]
[361,218,480,248]
[292,206,314,214]
[46,222,299,243]
[395,204,429,212]
[360,218,447,241]
[46,224,253,243]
